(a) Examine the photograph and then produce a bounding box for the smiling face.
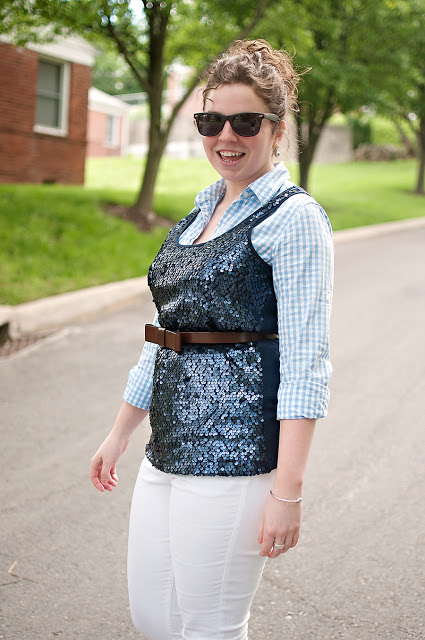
[201,83,284,195]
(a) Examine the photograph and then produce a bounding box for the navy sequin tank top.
[147,187,304,476]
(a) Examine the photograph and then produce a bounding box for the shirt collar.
[194,162,291,210]
[194,177,226,210]
[247,162,291,205]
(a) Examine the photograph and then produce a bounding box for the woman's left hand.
[258,492,302,559]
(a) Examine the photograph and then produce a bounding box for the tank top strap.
[248,186,307,230]
[173,186,307,242]
[173,208,200,236]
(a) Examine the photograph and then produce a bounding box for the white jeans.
[127,457,276,640]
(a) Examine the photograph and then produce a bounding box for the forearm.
[111,401,149,440]
[272,418,316,498]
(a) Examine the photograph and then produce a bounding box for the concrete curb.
[1,216,424,338]
[1,276,148,338]
[333,215,425,244]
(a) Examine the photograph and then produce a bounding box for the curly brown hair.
[202,40,300,130]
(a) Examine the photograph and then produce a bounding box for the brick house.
[0,35,96,185]
[86,87,130,157]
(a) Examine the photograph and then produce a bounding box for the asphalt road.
[1,226,425,640]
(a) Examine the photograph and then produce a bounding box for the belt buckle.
[157,327,166,347]
[156,327,182,352]
[166,329,182,353]
[145,324,181,352]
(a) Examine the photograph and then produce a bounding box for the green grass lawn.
[0,157,423,305]
[86,156,220,221]
[0,183,169,305]
[308,160,425,230]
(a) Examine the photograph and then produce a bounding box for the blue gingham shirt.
[124,162,334,419]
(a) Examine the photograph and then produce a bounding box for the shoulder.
[276,187,332,236]
[254,187,333,259]
[281,193,333,244]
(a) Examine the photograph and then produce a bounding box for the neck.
[221,163,276,205]
[222,180,246,205]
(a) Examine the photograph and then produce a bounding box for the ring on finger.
[273,542,285,549]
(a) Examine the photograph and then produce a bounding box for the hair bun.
[203,39,300,121]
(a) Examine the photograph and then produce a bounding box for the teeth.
[220,151,243,158]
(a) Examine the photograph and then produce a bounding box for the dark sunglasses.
[193,112,279,137]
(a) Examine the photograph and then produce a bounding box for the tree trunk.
[130,1,169,225]
[131,125,168,224]
[298,141,315,192]
[296,111,326,192]
[415,115,425,195]
[131,79,168,223]
[392,117,417,157]
[296,90,334,192]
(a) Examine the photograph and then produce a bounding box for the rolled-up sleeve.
[123,312,159,409]
[272,202,334,419]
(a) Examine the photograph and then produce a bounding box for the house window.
[104,114,118,147]
[34,58,70,136]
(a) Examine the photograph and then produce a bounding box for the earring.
[273,148,280,158]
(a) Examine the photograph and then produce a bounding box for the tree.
[92,47,142,95]
[262,0,416,191]
[0,0,64,44]
[378,0,425,194]
[11,0,273,225]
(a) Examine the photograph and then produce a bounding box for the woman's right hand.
[90,402,148,493]
[90,432,129,492]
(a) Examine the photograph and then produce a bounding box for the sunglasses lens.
[232,114,261,137]
[196,114,223,136]
[195,113,264,137]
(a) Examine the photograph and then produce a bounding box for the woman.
[90,39,334,640]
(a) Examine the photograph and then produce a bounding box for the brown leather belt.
[145,324,278,353]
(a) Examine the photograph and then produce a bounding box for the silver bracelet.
[270,489,302,503]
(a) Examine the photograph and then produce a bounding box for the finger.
[100,461,116,491]
[257,518,264,544]
[90,472,105,492]
[273,539,286,551]
[101,477,114,491]
[110,463,118,483]
[289,529,300,549]
[90,459,105,492]
[107,474,118,487]
[266,539,285,559]
[259,534,275,557]
[92,478,105,492]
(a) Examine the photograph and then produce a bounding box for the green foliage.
[0,0,66,44]
[369,116,414,147]
[92,47,142,95]
[167,0,266,69]
[347,113,373,149]
[258,0,423,188]
[376,0,425,116]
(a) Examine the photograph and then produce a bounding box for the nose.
[218,119,238,140]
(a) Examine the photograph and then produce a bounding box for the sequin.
[146,187,303,476]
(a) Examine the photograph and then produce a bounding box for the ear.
[273,120,286,149]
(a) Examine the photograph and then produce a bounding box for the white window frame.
[104,114,119,148]
[34,56,70,137]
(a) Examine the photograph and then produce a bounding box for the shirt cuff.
[277,380,330,420]
[123,364,153,410]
